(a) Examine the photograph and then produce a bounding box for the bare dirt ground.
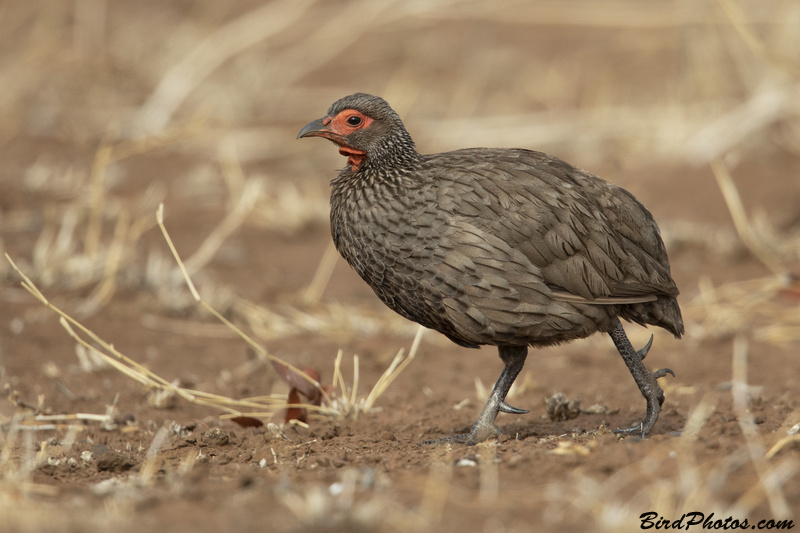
[1,2,799,532]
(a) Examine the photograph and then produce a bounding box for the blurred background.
[0,0,796,276]
[1,0,798,233]
[1,0,798,337]
[1,1,798,164]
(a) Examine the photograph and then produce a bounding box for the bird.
[298,93,683,445]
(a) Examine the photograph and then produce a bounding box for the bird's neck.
[330,160,419,199]
[363,126,420,173]
[333,142,422,190]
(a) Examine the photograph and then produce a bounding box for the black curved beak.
[297,117,329,140]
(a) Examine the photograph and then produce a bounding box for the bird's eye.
[347,115,362,126]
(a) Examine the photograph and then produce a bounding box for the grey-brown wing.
[428,148,679,303]
[419,218,614,346]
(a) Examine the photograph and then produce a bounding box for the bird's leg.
[422,345,528,446]
[609,317,674,438]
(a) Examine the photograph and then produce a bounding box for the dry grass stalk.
[0,394,119,434]
[158,203,422,420]
[136,0,316,134]
[419,448,453,525]
[730,336,794,518]
[684,163,800,346]
[140,313,238,338]
[77,206,131,316]
[319,325,425,421]
[474,371,535,406]
[111,115,210,161]
[1,195,427,432]
[156,203,331,405]
[180,178,262,276]
[477,441,500,503]
[2,416,112,435]
[659,219,743,258]
[218,138,246,211]
[766,410,800,459]
[5,253,289,418]
[137,426,170,486]
[7,117,213,317]
[544,338,798,529]
[247,179,329,235]
[710,159,787,275]
[0,415,61,499]
[686,275,797,343]
[536,336,800,530]
[231,296,418,342]
[277,468,402,533]
[301,241,340,305]
[84,134,115,259]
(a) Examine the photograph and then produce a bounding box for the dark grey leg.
[609,317,674,438]
[422,345,528,446]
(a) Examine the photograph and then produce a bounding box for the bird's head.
[297,93,417,172]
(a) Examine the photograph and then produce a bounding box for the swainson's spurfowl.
[298,93,683,444]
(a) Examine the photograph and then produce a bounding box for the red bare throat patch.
[339,146,366,171]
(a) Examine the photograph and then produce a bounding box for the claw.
[498,401,529,415]
[652,367,675,379]
[636,334,654,360]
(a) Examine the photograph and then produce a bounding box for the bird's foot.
[421,345,529,446]
[420,420,500,447]
[609,319,676,439]
[420,400,529,446]
[612,366,675,438]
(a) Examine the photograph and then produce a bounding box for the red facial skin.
[314,110,374,171]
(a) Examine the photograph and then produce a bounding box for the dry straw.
[682,159,800,346]
[540,338,797,528]
[2,202,423,427]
